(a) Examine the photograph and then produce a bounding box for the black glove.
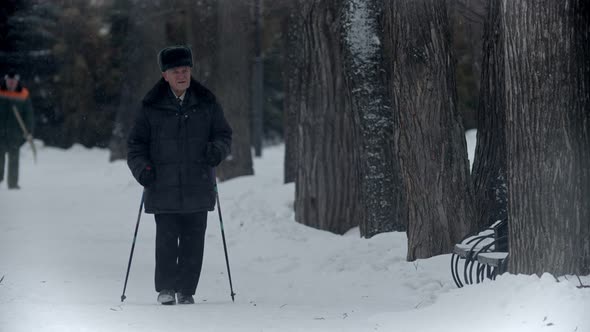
[139,165,156,187]
[205,143,223,167]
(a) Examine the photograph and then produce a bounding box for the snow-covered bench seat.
[450,219,508,288]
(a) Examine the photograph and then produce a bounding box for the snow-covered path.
[1,140,588,331]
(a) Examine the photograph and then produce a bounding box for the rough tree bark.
[383,0,476,261]
[471,0,508,231]
[342,0,405,237]
[295,0,362,234]
[214,0,254,181]
[503,0,590,276]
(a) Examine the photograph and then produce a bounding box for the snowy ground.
[1,132,588,332]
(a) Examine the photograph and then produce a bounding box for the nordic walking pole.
[121,190,145,302]
[213,169,236,302]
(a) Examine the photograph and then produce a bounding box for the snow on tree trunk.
[503,0,590,276]
[383,0,476,261]
[342,0,405,237]
[472,0,508,231]
[295,0,362,235]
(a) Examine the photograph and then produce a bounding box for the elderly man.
[0,70,34,190]
[127,46,232,305]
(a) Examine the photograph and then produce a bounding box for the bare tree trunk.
[342,0,406,237]
[282,0,304,184]
[252,0,264,157]
[471,0,507,231]
[295,0,361,234]
[451,0,487,130]
[384,0,476,261]
[186,0,218,86]
[54,5,99,148]
[215,0,254,181]
[503,0,590,276]
[109,1,166,161]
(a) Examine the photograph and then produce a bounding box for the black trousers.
[0,146,20,188]
[154,212,207,295]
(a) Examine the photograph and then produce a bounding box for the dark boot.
[177,293,195,304]
[7,147,19,189]
[157,289,176,305]
[0,148,5,184]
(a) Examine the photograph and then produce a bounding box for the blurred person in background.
[0,70,34,190]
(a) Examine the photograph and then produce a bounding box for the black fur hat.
[158,45,193,72]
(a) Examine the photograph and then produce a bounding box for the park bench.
[450,219,508,288]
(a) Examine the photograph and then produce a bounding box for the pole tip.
[121,295,126,302]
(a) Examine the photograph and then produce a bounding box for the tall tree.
[471,0,507,231]
[54,5,97,148]
[54,3,116,148]
[383,0,476,260]
[503,0,590,276]
[261,0,288,144]
[294,0,362,234]
[451,0,486,130]
[342,0,405,237]
[185,0,218,86]
[282,0,304,184]
[251,0,264,157]
[108,0,166,161]
[214,0,254,181]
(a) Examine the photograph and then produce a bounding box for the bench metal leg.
[463,256,472,285]
[476,263,486,283]
[451,254,463,288]
[455,256,464,288]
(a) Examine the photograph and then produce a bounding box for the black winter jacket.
[127,78,232,214]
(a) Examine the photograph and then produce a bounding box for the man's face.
[162,66,191,95]
[5,77,18,91]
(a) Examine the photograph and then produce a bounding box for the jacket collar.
[142,77,215,111]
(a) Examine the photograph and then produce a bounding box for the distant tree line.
[2,0,587,276]
[1,0,479,160]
